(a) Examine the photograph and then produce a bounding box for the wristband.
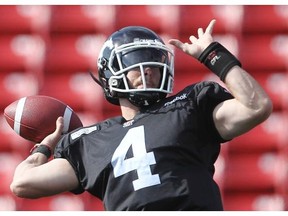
[30,144,52,159]
[198,42,242,81]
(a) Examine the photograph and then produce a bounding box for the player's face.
[126,67,161,89]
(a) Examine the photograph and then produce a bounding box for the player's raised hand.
[168,19,216,59]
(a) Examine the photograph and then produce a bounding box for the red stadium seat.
[0,154,28,210]
[0,114,31,153]
[223,152,288,192]
[242,5,288,34]
[39,73,104,114]
[0,72,39,110]
[0,194,18,210]
[115,5,179,37]
[77,111,104,127]
[18,192,105,211]
[101,99,122,120]
[223,192,286,210]
[0,153,23,194]
[81,192,104,211]
[173,71,220,95]
[19,193,86,210]
[281,73,288,110]
[49,5,116,35]
[239,34,288,71]
[250,72,287,111]
[44,34,106,74]
[0,5,50,35]
[173,48,206,73]
[228,112,288,153]
[178,5,244,36]
[0,34,45,73]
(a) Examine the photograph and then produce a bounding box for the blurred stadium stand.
[0,5,288,211]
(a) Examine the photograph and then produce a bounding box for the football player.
[10,19,272,210]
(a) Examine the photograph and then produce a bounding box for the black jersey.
[54,81,233,211]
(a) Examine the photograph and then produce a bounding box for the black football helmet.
[94,26,174,107]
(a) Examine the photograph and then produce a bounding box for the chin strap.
[128,91,166,107]
[89,71,103,87]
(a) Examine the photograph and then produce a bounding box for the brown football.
[4,95,83,143]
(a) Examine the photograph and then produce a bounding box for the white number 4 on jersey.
[111,125,161,191]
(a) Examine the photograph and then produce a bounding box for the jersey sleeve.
[53,122,118,198]
[187,81,234,143]
[53,134,86,194]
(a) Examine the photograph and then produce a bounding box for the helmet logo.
[104,38,114,49]
[133,38,162,45]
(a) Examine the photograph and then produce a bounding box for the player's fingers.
[205,19,216,35]
[189,35,198,44]
[55,116,64,135]
[40,117,64,147]
[198,28,204,37]
[168,39,184,50]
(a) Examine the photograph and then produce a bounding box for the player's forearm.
[198,41,273,120]
[224,66,273,120]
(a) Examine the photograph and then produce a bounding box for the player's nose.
[144,67,153,76]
